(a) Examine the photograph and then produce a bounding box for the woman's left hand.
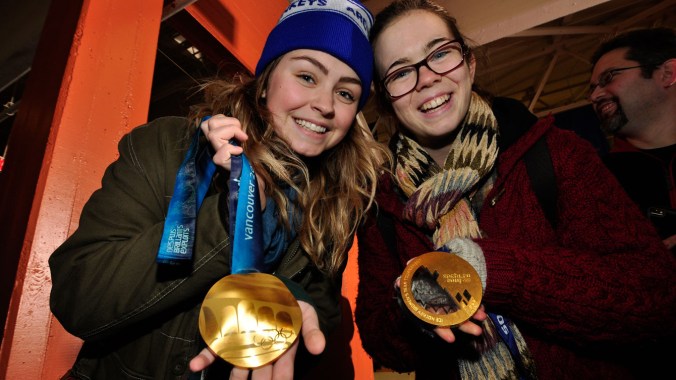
[189,300,325,379]
[200,114,268,209]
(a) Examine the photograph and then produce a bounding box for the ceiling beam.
[162,0,198,21]
[511,25,614,37]
[536,99,590,117]
[445,0,612,44]
[185,0,288,73]
[616,0,676,29]
[529,50,560,112]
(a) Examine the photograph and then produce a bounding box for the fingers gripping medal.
[400,252,482,327]
[199,146,301,369]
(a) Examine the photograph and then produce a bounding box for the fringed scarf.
[394,92,537,380]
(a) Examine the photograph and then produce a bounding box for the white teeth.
[421,94,450,111]
[599,101,616,116]
[295,118,326,133]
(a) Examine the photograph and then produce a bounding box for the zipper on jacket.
[275,239,305,280]
[489,187,506,207]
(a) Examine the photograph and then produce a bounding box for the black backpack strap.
[376,210,398,255]
[524,135,558,228]
[492,97,558,228]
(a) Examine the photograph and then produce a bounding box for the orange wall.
[1,0,163,377]
[343,239,375,380]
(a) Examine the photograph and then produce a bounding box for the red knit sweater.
[355,115,676,379]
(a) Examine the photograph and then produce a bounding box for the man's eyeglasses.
[381,40,469,99]
[588,65,651,98]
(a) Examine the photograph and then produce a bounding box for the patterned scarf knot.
[397,92,499,245]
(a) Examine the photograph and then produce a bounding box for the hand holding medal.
[198,143,302,369]
[199,274,303,368]
[400,251,483,327]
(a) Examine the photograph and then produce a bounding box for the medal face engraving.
[199,273,302,368]
[400,251,482,327]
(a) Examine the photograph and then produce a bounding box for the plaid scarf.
[394,92,537,380]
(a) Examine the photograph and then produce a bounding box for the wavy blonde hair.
[192,58,390,276]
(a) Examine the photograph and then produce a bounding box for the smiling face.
[590,48,663,136]
[373,10,475,150]
[264,49,362,158]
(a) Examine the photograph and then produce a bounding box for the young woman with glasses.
[354,1,676,379]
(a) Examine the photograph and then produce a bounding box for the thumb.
[298,300,325,355]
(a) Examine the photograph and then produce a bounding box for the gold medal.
[400,251,482,327]
[199,273,302,368]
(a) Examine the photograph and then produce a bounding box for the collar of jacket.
[610,137,643,153]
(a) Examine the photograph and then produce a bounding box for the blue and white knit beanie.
[255,0,374,110]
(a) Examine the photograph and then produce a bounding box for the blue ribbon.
[157,119,216,265]
[156,116,265,275]
[227,142,264,274]
[487,312,527,380]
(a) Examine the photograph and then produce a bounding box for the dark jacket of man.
[604,137,676,241]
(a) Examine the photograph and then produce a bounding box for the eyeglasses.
[381,40,469,99]
[588,65,651,98]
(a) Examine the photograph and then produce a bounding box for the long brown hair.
[192,58,389,276]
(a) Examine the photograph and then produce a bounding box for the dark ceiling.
[0,0,249,159]
[0,0,51,156]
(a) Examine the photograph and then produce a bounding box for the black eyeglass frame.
[380,39,469,100]
[588,64,655,97]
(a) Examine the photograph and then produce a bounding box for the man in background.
[589,27,676,252]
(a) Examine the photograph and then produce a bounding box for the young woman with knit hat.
[49,1,388,379]
[354,0,676,379]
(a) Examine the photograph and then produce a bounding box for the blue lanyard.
[487,312,527,380]
[157,116,264,273]
[227,142,264,273]
[157,122,216,265]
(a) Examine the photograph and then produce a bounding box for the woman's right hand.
[200,114,248,171]
[434,305,486,343]
[394,276,487,343]
[189,300,325,379]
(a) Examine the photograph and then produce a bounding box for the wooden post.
[0,0,163,378]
